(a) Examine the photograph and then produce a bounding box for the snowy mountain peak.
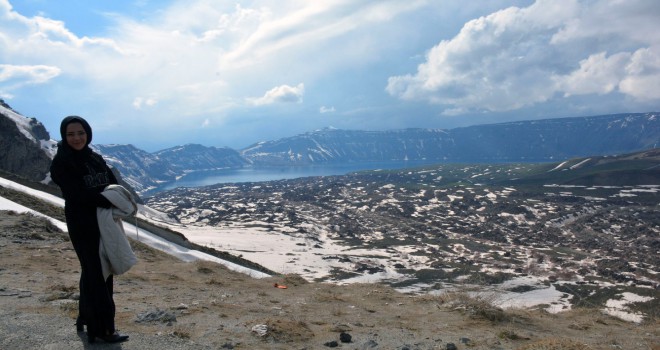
[0,100,57,158]
[0,100,55,182]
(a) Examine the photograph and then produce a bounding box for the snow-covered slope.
[0,101,57,157]
[0,176,269,278]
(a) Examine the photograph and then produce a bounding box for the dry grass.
[40,283,77,302]
[435,289,509,322]
[499,329,526,340]
[193,260,220,274]
[313,290,345,303]
[57,300,79,319]
[515,338,593,350]
[169,325,194,340]
[280,273,308,287]
[205,278,224,286]
[262,318,315,343]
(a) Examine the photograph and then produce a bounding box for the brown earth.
[0,210,658,350]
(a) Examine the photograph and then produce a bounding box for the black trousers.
[67,212,116,337]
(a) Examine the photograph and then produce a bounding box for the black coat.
[50,118,119,337]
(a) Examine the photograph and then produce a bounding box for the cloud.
[619,47,660,101]
[0,0,425,115]
[217,1,428,70]
[0,0,124,54]
[0,1,430,115]
[132,96,158,110]
[557,52,630,97]
[249,83,304,106]
[0,0,125,94]
[0,64,61,97]
[386,0,660,113]
[319,106,336,114]
[0,64,61,84]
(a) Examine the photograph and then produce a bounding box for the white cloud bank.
[0,0,658,149]
[249,83,305,106]
[0,64,61,97]
[0,0,427,119]
[386,0,660,113]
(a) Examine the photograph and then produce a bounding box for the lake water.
[156,160,440,192]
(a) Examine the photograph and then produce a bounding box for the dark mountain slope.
[504,148,660,186]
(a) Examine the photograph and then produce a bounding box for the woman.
[50,116,129,344]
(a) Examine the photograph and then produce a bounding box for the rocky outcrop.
[0,108,52,182]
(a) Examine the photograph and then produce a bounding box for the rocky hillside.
[1,207,658,349]
[145,150,659,325]
[0,100,55,182]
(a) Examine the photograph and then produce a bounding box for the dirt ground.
[0,210,658,350]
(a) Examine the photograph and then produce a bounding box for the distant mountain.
[1,97,658,196]
[241,113,659,164]
[95,143,247,194]
[154,144,248,170]
[92,144,178,194]
[240,128,455,164]
[450,114,659,161]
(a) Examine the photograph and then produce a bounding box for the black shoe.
[75,317,84,332]
[88,332,129,344]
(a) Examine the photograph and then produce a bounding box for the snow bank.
[0,177,269,278]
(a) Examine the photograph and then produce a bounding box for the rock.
[339,332,352,343]
[446,343,458,350]
[250,324,268,337]
[361,339,378,349]
[324,340,338,347]
[135,309,177,324]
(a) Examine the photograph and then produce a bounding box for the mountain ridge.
[1,99,658,196]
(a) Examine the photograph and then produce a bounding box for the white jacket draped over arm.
[97,184,138,280]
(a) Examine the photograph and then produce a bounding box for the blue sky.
[1,0,659,151]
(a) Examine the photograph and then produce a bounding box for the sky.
[1,0,659,152]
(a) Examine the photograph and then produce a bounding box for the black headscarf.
[59,115,93,147]
[53,115,98,168]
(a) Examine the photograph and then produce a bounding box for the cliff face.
[0,111,53,182]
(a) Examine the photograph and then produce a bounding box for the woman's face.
[65,122,87,151]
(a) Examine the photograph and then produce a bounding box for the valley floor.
[1,210,659,350]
